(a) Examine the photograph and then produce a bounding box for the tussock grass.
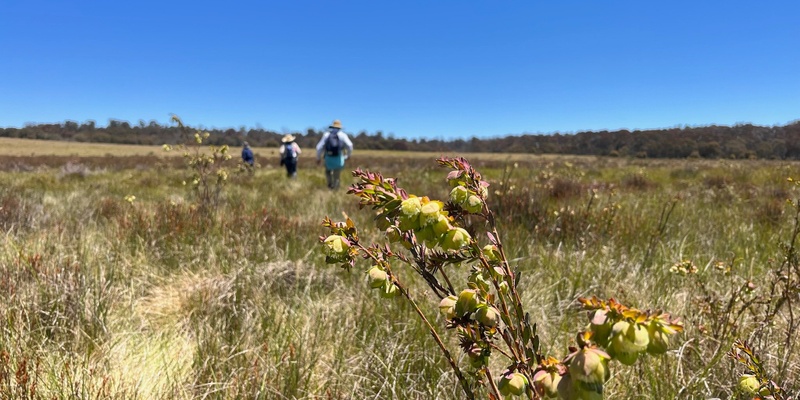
[1,152,800,398]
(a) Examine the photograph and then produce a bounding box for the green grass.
[1,150,799,399]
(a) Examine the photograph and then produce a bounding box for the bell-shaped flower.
[323,235,350,262]
[498,371,528,396]
[464,194,483,213]
[367,266,388,289]
[454,289,479,317]
[438,295,457,319]
[450,185,469,205]
[441,227,472,251]
[379,281,399,298]
[398,196,422,231]
[738,374,759,395]
[566,346,611,385]
[608,320,650,365]
[419,200,444,227]
[474,304,500,328]
[532,360,564,399]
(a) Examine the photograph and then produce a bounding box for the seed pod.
[498,371,528,396]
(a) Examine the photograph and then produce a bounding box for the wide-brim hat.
[329,120,342,129]
[281,134,296,143]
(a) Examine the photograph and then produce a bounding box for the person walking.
[241,142,254,167]
[279,134,301,178]
[316,119,353,190]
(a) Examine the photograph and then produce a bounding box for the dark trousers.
[284,158,297,178]
[325,168,342,189]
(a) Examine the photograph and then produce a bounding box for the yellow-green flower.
[323,235,350,261]
[438,295,457,318]
[441,227,471,251]
[450,186,469,205]
[367,266,387,289]
[567,346,611,384]
[498,371,528,396]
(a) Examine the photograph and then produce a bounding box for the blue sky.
[2,1,798,140]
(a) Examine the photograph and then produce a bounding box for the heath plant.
[163,114,233,214]
[319,157,683,399]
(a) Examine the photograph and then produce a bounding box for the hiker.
[241,142,254,166]
[279,134,301,178]
[316,119,353,190]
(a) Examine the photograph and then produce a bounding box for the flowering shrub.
[319,157,683,399]
[163,115,233,214]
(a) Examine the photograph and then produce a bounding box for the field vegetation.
[1,140,799,399]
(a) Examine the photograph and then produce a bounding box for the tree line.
[2,119,800,159]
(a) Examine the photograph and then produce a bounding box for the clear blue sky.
[2,1,798,140]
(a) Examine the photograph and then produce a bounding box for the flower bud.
[498,371,528,396]
[454,289,479,317]
[464,195,483,213]
[450,186,469,205]
[323,235,350,261]
[367,266,387,289]
[474,305,500,327]
[441,227,472,251]
[438,295,457,318]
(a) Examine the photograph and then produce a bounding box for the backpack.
[282,143,297,161]
[325,131,341,156]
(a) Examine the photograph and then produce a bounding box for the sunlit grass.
[1,150,799,398]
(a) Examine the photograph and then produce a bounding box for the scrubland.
[1,146,799,399]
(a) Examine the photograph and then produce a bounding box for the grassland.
[1,139,799,399]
